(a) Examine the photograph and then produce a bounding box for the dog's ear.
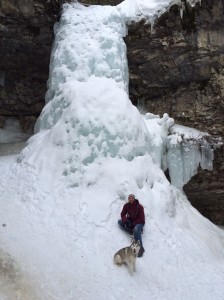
[137,240,140,246]
[131,238,138,244]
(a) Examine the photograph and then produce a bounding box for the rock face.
[125,0,224,225]
[0,0,62,132]
[0,0,223,224]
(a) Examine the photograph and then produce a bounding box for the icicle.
[150,19,154,34]
[166,137,215,190]
[166,139,201,189]
[200,140,214,171]
[138,97,145,113]
[179,2,185,19]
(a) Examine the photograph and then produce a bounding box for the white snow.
[118,0,200,23]
[0,1,224,300]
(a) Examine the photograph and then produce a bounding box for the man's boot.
[138,246,145,257]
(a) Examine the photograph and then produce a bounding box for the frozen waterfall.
[0,1,224,300]
[31,0,212,191]
[25,3,155,190]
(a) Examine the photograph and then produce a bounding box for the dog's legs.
[127,262,134,276]
[133,259,136,272]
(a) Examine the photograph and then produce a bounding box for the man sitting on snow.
[118,194,145,257]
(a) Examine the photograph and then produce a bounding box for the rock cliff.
[125,0,224,224]
[0,0,62,132]
[0,0,223,224]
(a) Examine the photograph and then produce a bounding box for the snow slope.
[0,1,224,300]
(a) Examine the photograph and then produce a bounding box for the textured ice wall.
[22,3,155,187]
[143,114,214,190]
[167,137,214,189]
[36,3,128,132]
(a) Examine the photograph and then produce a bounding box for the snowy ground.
[0,1,224,300]
[0,153,224,300]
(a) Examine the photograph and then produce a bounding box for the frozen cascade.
[143,114,215,190]
[29,0,212,193]
[36,4,129,132]
[23,3,156,188]
[166,138,214,190]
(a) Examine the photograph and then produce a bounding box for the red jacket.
[121,199,145,226]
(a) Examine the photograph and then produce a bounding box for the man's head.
[128,194,135,204]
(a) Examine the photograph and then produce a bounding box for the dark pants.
[118,219,144,247]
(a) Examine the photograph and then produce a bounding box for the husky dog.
[114,240,141,275]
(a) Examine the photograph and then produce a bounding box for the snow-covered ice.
[0,1,224,300]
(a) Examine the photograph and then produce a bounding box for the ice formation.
[33,0,204,190]
[32,0,205,190]
[143,114,215,189]
[25,4,155,190]
[117,0,201,24]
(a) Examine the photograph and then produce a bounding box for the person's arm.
[132,205,145,226]
[121,204,128,223]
